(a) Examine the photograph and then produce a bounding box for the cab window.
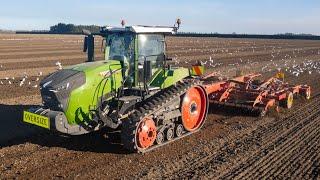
[137,34,165,83]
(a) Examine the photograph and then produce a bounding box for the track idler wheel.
[280,92,294,109]
[181,86,208,132]
[136,117,157,149]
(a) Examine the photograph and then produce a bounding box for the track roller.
[156,131,164,145]
[175,124,184,137]
[166,128,174,141]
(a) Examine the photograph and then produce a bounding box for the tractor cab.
[101,26,175,88]
[83,24,180,93]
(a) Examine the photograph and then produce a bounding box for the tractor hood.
[40,60,123,124]
[67,60,120,73]
[40,68,86,111]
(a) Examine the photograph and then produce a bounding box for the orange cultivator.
[200,73,311,116]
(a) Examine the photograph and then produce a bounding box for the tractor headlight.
[56,82,70,92]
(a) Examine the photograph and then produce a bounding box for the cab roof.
[100,25,176,35]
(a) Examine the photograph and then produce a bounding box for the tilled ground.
[0,34,320,179]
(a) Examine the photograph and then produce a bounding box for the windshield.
[106,33,134,61]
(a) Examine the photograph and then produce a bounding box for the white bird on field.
[38,71,43,76]
[209,56,213,63]
[201,60,207,65]
[56,61,62,70]
[23,72,28,79]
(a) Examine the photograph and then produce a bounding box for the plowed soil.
[0,34,320,179]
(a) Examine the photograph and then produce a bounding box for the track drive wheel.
[181,86,208,132]
[280,92,294,109]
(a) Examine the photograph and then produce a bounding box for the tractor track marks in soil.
[136,94,320,179]
[220,97,320,179]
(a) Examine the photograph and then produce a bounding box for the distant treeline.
[0,29,15,34]
[15,23,320,40]
[16,23,100,34]
[49,23,100,34]
[176,32,320,40]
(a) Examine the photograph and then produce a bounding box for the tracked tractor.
[23,21,311,153]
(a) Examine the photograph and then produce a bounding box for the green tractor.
[23,21,209,152]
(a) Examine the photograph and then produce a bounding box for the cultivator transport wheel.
[280,92,294,109]
[259,109,267,117]
[181,86,208,132]
[305,88,311,100]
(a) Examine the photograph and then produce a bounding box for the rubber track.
[121,79,202,153]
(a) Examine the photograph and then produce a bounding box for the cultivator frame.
[199,72,311,116]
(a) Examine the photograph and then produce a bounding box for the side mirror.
[83,35,95,62]
[83,36,88,52]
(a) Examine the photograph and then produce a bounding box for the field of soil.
[0,34,320,179]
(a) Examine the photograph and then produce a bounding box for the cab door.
[136,34,165,86]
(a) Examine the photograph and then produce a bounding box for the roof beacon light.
[121,20,126,27]
[174,18,181,32]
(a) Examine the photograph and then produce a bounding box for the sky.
[0,0,319,35]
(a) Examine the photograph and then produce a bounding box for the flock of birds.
[0,61,62,88]
[285,60,320,77]
[0,43,320,89]
[171,45,320,78]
